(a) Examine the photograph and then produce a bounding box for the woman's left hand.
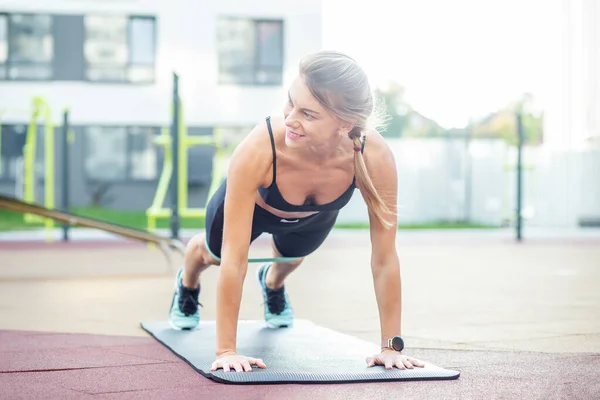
[366,349,426,370]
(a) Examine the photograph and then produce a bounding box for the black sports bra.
[257,116,365,212]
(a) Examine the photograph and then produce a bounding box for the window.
[0,13,53,80]
[84,15,155,83]
[217,18,284,85]
[84,126,158,181]
[129,126,157,180]
[0,124,27,180]
[0,16,6,77]
[128,17,155,82]
[85,126,128,180]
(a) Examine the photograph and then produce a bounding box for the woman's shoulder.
[363,128,396,168]
[236,116,281,153]
[265,114,287,142]
[242,115,285,146]
[225,116,281,183]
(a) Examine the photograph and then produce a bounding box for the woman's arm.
[215,122,273,357]
[358,132,402,345]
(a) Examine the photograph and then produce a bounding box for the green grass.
[0,208,499,232]
[0,208,205,232]
[335,221,500,230]
[0,209,43,231]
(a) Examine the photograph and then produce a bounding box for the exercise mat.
[141,319,460,384]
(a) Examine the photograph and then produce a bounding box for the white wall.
[0,0,322,126]
[537,0,600,226]
[337,138,508,227]
[337,137,600,228]
[524,147,600,227]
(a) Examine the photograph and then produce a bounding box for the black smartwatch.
[382,336,404,352]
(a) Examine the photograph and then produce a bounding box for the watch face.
[392,336,404,351]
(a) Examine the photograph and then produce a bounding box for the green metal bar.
[170,73,180,239]
[149,129,173,210]
[146,75,227,234]
[207,127,225,200]
[186,136,216,145]
[23,100,40,208]
[516,112,524,242]
[177,95,187,211]
[42,100,55,238]
[463,123,472,222]
[61,108,70,241]
[0,108,5,177]
[0,120,3,177]
[21,97,56,236]
[146,127,174,234]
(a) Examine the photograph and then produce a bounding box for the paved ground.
[1,229,599,398]
[1,329,598,400]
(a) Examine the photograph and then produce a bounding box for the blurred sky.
[322,0,560,128]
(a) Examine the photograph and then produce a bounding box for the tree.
[373,81,408,137]
[374,81,444,138]
[469,92,544,145]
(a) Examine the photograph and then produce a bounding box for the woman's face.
[282,76,352,149]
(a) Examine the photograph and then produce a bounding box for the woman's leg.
[181,232,220,289]
[256,211,338,328]
[264,241,303,289]
[267,210,339,288]
[169,230,220,329]
[179,179,228,289]
[169,181,228,330]
[256,241,300,328]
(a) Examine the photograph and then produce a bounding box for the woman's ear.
[337,120,355,137]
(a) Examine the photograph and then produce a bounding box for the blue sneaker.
[256,263,294,328]
[168,268,201,330]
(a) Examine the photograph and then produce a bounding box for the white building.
[535,0,600,227]
[0,0,322,208]
[543,0,599,151]
[0,0,322,125]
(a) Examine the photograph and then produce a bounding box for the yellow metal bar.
[0,120,3,177]
[23,103,39,205]
[43,101,55,241]
[0,109,5,177]
[22,97,56,238]
[207,127,224,200]
[146,213,157,250]
[146,126,173,241]
[185,136,217,146]
[158,135,217,147]
[149,128,173,211]
[178,96,187,211]
[147,93,228,233]
[154,134,170,146]
[23,99,41,224]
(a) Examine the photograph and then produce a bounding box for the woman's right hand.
[210,351,267,372]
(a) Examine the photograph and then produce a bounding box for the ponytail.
[350,133,396,229]
[297,50,396,228]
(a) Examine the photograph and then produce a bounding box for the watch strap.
[381,336,404,352]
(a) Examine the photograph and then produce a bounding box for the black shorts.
[204,179,339,260]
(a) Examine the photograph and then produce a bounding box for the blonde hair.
[299,50,396,229]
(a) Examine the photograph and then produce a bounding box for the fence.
[337,137,600,228]
[2,123,599,231]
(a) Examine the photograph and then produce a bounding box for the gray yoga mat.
[141,319,460,384]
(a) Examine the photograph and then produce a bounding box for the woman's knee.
[285,257,304,267]
[271,240,304,267]
[186,233,220,266]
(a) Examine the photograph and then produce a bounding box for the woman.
[168,50,425,373]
